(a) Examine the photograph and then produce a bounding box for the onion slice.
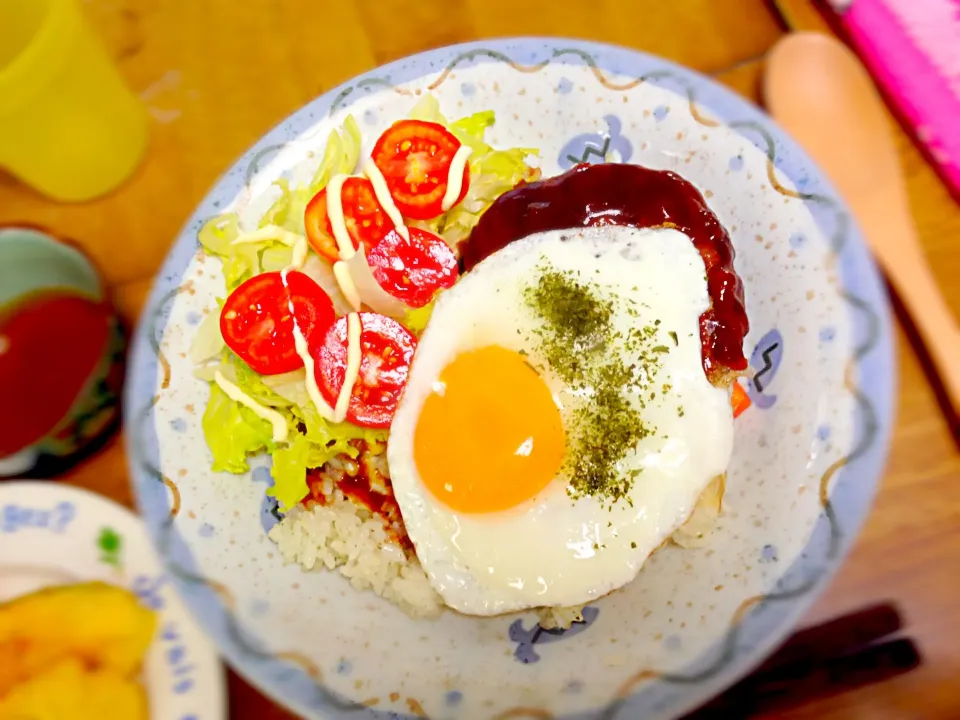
[336,245,413,319]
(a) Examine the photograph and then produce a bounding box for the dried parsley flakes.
[523,263,669,507]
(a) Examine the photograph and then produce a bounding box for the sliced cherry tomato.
[316,312,417,428]
[731,380,752,418]
[220,270,335,375]
[371,120,470,220]
[367,227,459,308]
[304,190,337,262]
[304,176,396,262]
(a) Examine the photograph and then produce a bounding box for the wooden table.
[2,0,957,717]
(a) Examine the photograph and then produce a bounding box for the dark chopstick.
[750,602,903,674]
[682,603,922,718]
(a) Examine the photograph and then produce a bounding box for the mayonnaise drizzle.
[441,145,473,212]
[231,224,308,270]
[363,159,409,241]
[336,313,363,421]
[214,370,288,443]
[289,237,308,270]
[292,322,337,421]
[231,224,304,248]
[333,260,361,311]
[326,174,354,259]
[281,269,337,421]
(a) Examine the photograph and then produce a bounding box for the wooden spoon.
[764,31,960,416]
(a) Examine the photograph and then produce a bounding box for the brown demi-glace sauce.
[460,163,749,384]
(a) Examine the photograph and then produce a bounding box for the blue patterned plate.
[0,481,226,719]
[126,39,895,719]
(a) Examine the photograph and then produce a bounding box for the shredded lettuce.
[292,403,386,457]
[205,351,386,508]
[195,115,362,294]
[260,245,295,272]
[195,97,538,509]
[310,115,362,194]
[268,434,312,511]
[189,310,224,365]
[408,95,444,123]
[198,213,260,291]
[444,113,540,243]
[267,413,387,511]
[198,212,240,256]
[449,110,495,144]
[258,116,362,237]
[268,406,386,511]
[256,178,308,234]
[202,384,275,474]
[404,293,441,335]
[230,354,291,407]
[202,352,388,508]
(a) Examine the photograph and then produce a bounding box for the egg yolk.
[413,345,566,514]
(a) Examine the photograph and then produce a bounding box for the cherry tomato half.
[367,227,459,308]
[316,312,417,428]
[304,177,396,263]
[220,271,335,375]
[371,120,470,220]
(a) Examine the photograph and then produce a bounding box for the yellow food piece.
[0,581,156,714]
[0,657,147,720]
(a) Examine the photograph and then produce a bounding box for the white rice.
[269,499,445,619]
[269,496,587,627]
[268,450,722,628]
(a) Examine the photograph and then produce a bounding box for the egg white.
[387,226,734,615]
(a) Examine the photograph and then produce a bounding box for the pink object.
[825,0,960,195]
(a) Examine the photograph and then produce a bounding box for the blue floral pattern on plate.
[509,607,601,664]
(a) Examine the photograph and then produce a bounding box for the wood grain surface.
[1,0,957,717]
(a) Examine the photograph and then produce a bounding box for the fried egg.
[387,226,734,615]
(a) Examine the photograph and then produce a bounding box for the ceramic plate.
[0,481,227,719]
[126,38,895,719]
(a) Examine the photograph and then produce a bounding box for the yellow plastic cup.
[0,0,149,202]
